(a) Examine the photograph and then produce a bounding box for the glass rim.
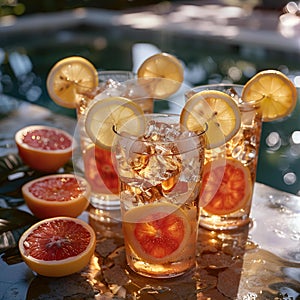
[188,83,244,89]
[113,113,207,144]
[185,83,264,108]
[97,70,136,83]
[97,70,135,75]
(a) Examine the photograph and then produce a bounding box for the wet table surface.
[0,101,300,299]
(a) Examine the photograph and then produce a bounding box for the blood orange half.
[19,217,96,277]
[201,158,252,215]
[15,125,73,173]
[123,203,191,264]
[22,174,91,219]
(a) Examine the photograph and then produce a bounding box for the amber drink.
[114,113,206,278]
[75,72,154,216]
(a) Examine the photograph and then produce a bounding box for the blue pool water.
[1,13,300,195]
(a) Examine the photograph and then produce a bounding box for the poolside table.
[0,101,299,299]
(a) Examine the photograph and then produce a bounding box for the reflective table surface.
[0,102,299,299]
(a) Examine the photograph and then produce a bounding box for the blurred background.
[1,0,300,194]
[0,0,295,14]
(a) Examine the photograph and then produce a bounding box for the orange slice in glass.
[242,70,297,122]
[123,202,191,263]
[137,52,184,99]
[83,144,119,194]
[180,90,241,149]
[46,56,98,108]
[201,158,252,215]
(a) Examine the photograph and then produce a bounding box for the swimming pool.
[1,7,300,194]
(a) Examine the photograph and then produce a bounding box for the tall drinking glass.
[113,113,206,278]
[74,71,154,221]
[186,84,262,230]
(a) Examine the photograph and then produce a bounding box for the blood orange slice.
[22,174,91,219]
[19,216,96,277]
[123,203,191,263]
[15,125,73,173]
[83,145,119,194]
[201,158,252,215]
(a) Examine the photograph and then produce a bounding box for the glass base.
[89,193,121,222]
[199,215,252,231]
[89,192,120,209]
[88,206,121,223]
[127,260,195,279]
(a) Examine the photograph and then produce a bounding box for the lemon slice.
[137,52,184,99]
[180,90,241,149]
[46,56,98,108]
[85,97,145,150]
[242,70,297,122]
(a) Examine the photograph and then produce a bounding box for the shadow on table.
[86,211,251,300]
[20,203,300,299]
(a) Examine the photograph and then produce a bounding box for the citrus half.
[19,216,96,277]
[137,52,184,99]
[242,70,297,122]
[85,96,145,150]
[201,158,252,215]
[46,56,98,108]
[180,90,241,149]
[15,125,73,172]
[123,202,191,264]
[22,174,91,219]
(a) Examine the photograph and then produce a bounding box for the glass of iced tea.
[113,113,206,278]
[75,71,154,219]
[186,84,263,230]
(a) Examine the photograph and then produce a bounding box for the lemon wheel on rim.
[46,56,98,108]
[84,96,145,150]
[137,52,184,99]
[180,90,241,149]
[242,70,297,122]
